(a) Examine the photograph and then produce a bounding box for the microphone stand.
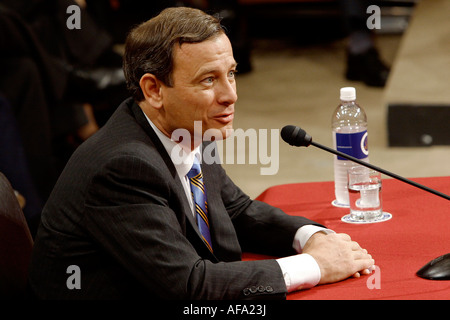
[310,140,450,201]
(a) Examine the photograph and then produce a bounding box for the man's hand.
[303,232,374,285]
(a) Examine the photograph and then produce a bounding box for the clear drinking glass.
[347,166,383,221]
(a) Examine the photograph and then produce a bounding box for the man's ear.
[139,73,163,108]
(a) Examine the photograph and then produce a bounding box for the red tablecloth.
[244,176,450,300]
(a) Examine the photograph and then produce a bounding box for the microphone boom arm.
[310,141,450,201]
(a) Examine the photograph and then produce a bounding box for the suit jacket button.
[257,285,265,293]
[243,288,250,296]
[265,286,274,293]
[249,286,257,294]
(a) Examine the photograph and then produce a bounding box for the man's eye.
[203,77,214,84]
[228,70,237,78]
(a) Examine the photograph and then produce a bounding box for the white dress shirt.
[144,115,333,292]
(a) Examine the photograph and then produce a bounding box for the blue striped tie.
[187,158,213,253]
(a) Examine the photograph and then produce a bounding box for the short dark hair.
[123,7,225,102]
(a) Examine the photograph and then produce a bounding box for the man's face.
[159,33,238,146]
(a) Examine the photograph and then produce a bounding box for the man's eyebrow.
[195,62,238,78]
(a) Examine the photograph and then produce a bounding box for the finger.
[360,268,371,275]
[352,250,372,261]
[355,258,375,273]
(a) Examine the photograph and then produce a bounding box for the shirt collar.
[144,114,200,177]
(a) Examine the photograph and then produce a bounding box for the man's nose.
[217,79,237,106]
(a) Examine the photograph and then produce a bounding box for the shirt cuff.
[275,225,335,292]
[276,253,321,292]
[292,225,335,253]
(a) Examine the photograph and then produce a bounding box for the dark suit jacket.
[28,98,324,300]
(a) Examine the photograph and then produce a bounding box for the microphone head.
[281,125,312,147]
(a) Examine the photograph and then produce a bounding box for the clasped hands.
[303,232,375,285]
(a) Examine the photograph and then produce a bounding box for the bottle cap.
[340,87,356,101]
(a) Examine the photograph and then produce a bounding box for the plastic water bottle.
[332,87,369,207]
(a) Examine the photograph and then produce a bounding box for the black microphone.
[281,125,450,201]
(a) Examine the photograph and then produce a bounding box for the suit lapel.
[130,102,178,179]
[129,101,218,260]
[201,143,242,262]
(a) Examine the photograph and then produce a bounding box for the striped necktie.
[187,158,213,253]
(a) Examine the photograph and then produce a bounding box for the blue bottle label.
[335,130,369,160]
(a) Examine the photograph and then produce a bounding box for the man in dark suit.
[28,7,374,300]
